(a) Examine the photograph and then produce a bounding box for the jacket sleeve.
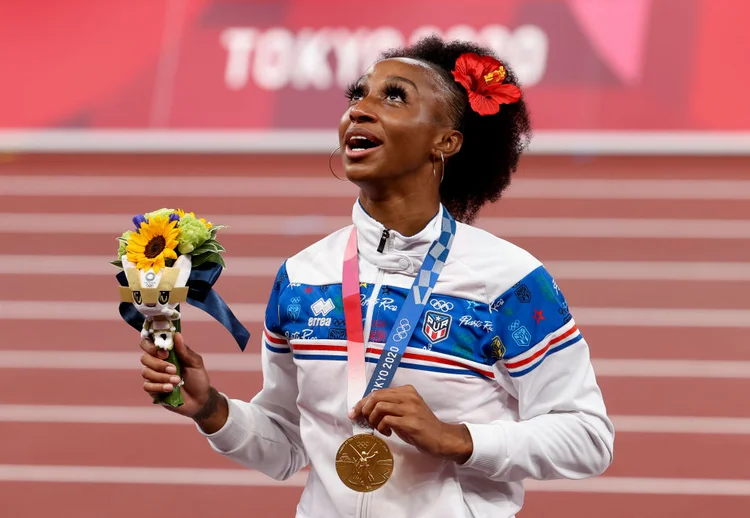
[460,265,614,481]
[196,261,309,480]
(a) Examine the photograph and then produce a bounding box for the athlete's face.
[337,58,458,186]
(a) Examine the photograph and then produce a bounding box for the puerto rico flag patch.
[423,311,452,344]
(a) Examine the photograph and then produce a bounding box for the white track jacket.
[198,201,615,517]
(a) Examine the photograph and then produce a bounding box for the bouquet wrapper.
[117,253,250,408]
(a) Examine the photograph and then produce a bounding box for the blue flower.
[133,214,147,233]
[169,213,180,223]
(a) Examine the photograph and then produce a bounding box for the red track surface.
[1,153,749,517]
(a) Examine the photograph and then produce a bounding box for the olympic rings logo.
[392,318,411,342]
[430,299,454,312]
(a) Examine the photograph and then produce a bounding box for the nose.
[349,101,378,124]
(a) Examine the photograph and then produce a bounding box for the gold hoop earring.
[329,147,347,181]
[440,151,445,184]
[433,152,445,183]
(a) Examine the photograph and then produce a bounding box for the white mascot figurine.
[118,254,192,350]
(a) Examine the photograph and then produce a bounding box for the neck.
[358,190,441,237]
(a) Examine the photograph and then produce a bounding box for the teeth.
[347,134,379,152]
[350,136,370,145]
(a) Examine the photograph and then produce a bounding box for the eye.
[383,83,407,103]
[133,291,142,304]
[158,291,170,304]
[345,82,366,102]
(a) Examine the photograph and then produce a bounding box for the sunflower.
[126,215,180,273]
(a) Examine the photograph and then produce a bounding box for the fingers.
[141,366,181,386]
[141,359,181,396]
[350,389,409,436]
[351,387,408,419]
[360,393,404,419]
[350,386,432,445]
[139,337,168,359]
[143,380,179,394]
[366,402,404,436]
[140,351,176,375]
[140,335,191,401]
[379,416,401,437]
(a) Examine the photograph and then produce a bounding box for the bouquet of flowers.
[112,208,249,408]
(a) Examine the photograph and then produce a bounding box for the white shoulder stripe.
[503,319,577,365]
[504,324,582,374]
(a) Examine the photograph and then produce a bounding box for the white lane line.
[1,128,750,155]
[612,416,750,435]
[0,464,748,495]
[509,179,750,200]
[573,308,750,328]
[4,176,750,200]
[0,176,358,197]
[2,213,749,239]
[0,301,268,322]
[523,476,750,496]
[592,359,750,378]
[2,301,748,328]
[4,255,750,282]
[1,405,749,434]
[0,351,263,371]
[544,260,750,281]
[0,464,307,487]
[0,405,191,425]
[0,255,281,277]
[0,351,748,379]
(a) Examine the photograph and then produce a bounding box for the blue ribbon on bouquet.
[116,262,251,351]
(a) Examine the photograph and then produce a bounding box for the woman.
[139,36,614,517]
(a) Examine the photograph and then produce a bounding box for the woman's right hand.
[140,332,228,433]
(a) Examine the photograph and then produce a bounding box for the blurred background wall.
[1,0,748,152]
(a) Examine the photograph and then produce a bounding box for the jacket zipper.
[360,490,371,518]
[363,226,388,347]
[377,228,390,253]
[357,229,389,518]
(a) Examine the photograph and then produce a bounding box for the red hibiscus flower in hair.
[451,52,522,116]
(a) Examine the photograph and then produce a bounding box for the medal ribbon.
[343,228,367,411]
[342,208,456,432]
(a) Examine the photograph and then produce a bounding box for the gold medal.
[335,433,394,492]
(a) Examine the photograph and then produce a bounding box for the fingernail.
[163,384,173,392]
[348,409,355,419]
[157,350,168,359]
[165,365,176,374]
[169,376,181,385]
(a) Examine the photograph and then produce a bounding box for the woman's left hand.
[350,385,474,464]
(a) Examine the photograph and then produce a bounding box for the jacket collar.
[351,199,444,275]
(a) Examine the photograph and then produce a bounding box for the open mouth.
[345,131,383,158]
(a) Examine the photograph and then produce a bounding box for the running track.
[1,153,749,517]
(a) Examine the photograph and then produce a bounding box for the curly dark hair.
[380,36,532,224]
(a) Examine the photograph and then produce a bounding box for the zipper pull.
[377,228,390,253]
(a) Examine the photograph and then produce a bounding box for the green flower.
[144,208,176,220]
[177,213,211,254]
[117,230,133,259]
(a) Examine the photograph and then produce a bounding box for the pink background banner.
[2,0,748,132]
